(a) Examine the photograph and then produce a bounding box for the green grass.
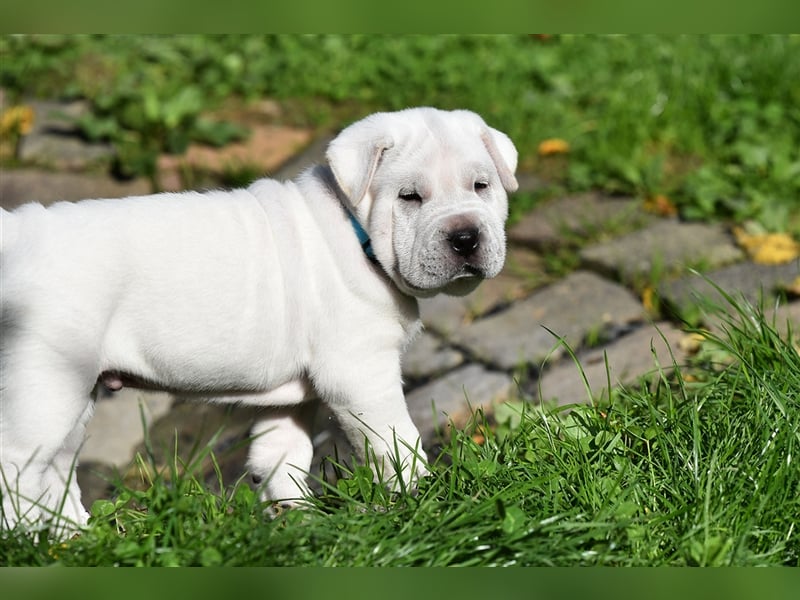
[2,293,797,566]
[2,35,799,233]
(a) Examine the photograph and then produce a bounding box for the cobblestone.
[537,322,687,406]
[580,220,745,285]
[508,192,653,251]
[450,271,645,370]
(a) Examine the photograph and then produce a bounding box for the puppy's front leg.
[323,374,429,492]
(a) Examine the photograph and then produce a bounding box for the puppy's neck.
[347,213,376,262]
[303,164,378,264]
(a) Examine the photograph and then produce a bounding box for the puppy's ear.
[326,117,395,206]
[453,110,519,193]
[482,128,519,193]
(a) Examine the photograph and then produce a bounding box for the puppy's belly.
[99,311,306,395]
[98,370,311,405]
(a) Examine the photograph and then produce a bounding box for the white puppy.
[0,107,517,533]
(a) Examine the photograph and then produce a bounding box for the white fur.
[0,107,516,535]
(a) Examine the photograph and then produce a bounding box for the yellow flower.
[537,138,570,156]
[0,105,35,136]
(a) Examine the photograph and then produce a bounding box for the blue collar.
[349,213,377,262]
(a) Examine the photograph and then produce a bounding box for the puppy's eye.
[399,191,422,202]
[474,181,489,192]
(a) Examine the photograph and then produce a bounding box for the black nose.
[448,227,480,257]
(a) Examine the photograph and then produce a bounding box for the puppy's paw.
[251,470,312,510]
[377,447,430,496]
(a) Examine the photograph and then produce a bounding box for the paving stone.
[80,389,174,468]
[515,172,546,194]
[402,331,464,383]
[451,271,646,370]
[508,192,652,251]
[24,99,90,135]
[701,298,800,341]
[771,300,800,340]
[657,260,800,325]
[76,460,119,509]
[17,99,116,169]
[580,220,745,285]
[123,400,264,494]
[537,322,687,406]
[406,364,514,442]
[19,134,115,171]
[0,169,152,210]
[273,133,336,181]
[156,124,312,191]
[419,246,547,336]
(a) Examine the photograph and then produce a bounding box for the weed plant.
[1,293,797,566]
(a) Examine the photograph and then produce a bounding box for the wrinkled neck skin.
[294,165,422,337]
[298,166,398,289]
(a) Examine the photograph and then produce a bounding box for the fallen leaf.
[784,276,800,297]
[537,138,570,156]
[642,286,658,313]
[678,332,707,354]
[733,226,800,265]
[643,194,678,217]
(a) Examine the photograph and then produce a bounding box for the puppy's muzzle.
[447,227,480,258]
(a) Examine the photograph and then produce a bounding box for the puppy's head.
[327,107,518,298]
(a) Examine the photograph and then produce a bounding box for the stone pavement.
[2,101,798,506]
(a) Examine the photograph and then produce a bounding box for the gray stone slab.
[515,172,546,194]
[537,322,686,406]
[658,261,800,324]
[19,134,115,170]
[1,169,152,210]
[771,301,800,339]
[703,298,800,341]
[272,133,335,181]
[81,389,174,468]
[17,99,115,169]
[508,192,652,251]
[406,364,514,442]
[122,401,264,496]
[451,271,646,370]
[24,99,90,135]
[580,220,744,285]
[402,331,464,382]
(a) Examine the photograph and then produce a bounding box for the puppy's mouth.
[398,263,486,298]
[454,264,485,279]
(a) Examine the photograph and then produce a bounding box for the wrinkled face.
[371,135,509,297]
[327,108,518,299]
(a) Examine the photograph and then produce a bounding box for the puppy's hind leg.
[1,368,94,535]
[247,402,317,508]
[40,399,94,530]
